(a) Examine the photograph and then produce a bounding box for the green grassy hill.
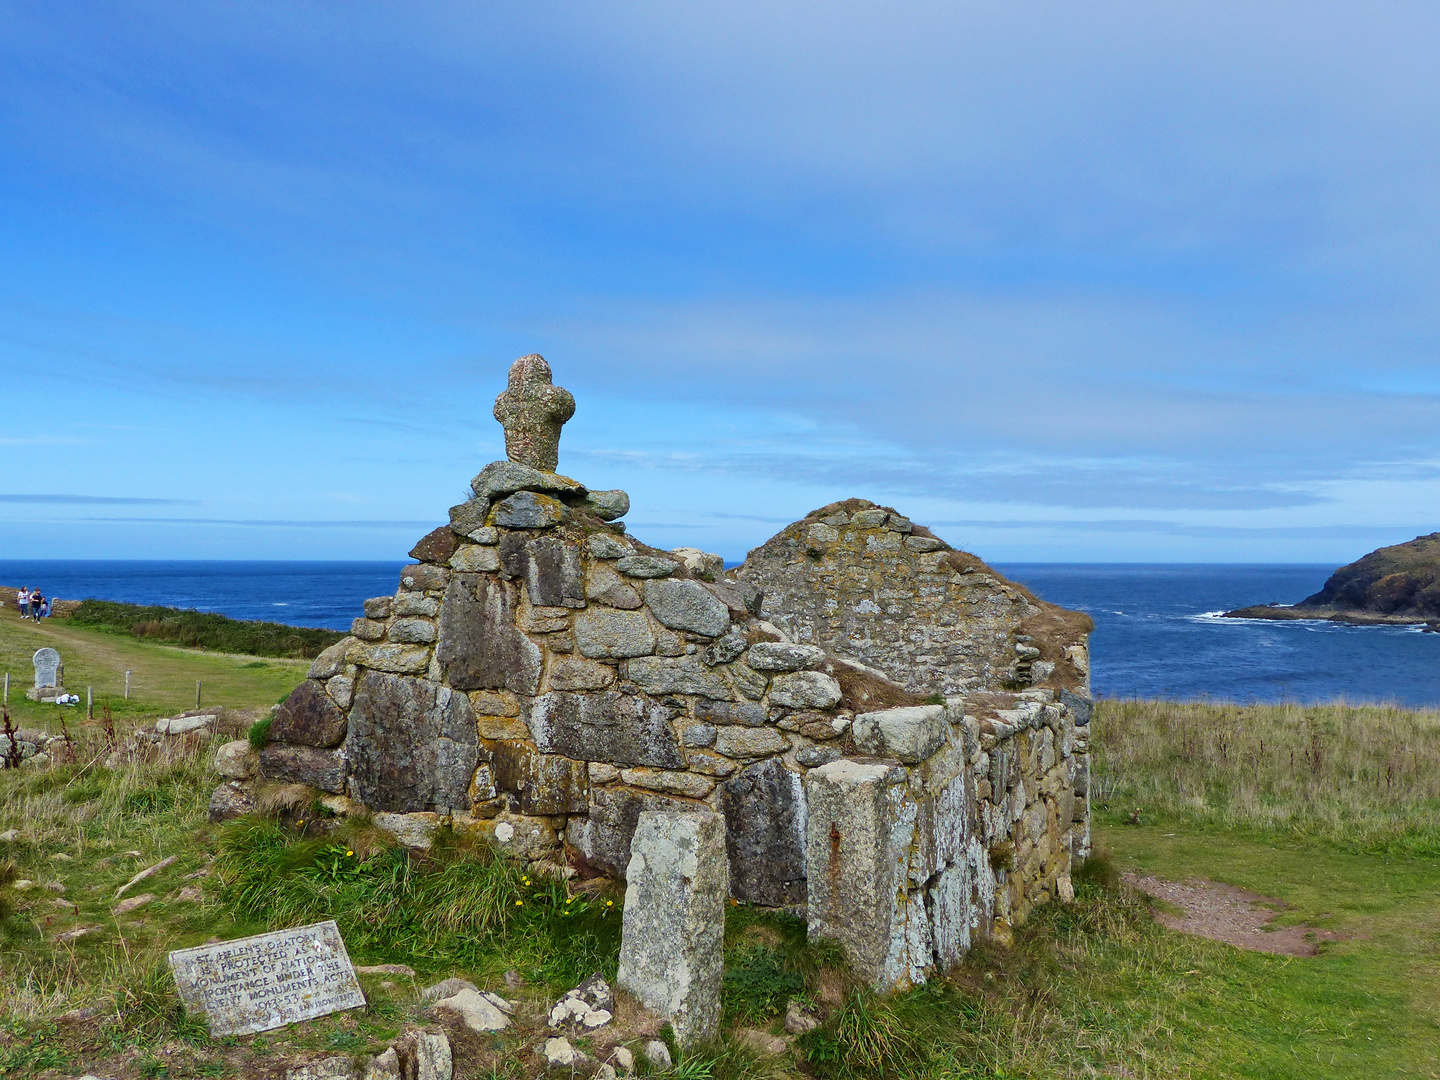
[2,620,1438,1079]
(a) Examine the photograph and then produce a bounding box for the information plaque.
[168,920,366,1036]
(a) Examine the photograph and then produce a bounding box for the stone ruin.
[246,354,1095,991]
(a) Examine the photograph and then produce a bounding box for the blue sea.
[3,560,1438,707]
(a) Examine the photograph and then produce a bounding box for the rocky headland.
[1223,532,1440,628]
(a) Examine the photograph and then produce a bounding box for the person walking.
[16,586,29,619]
[28,589,44,621]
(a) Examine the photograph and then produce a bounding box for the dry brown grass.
[1094,698,1440,853]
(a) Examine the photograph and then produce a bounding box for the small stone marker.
[32,648,61,688]
[168,920,365,1036]
[616,810,727,1046]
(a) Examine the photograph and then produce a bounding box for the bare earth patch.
[1125,874,1341,957]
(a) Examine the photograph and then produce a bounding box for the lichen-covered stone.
[796,744,841,767]
[852,705,947,764]
[768,670,842,709]
[643,579,731,637]
[347,673,479,812]
[574,608,656,659]
[259,744,347,793]
[450,499,491,536]
[702,631,747,666]
[501,533,585,608]
[682,723,717,747]
[713,726,788,758]
[587,533,632,559]
[720,758,806,905]
[746,642,826,672]
[528,691,685,768]
[352,617,385,641]
[389,618,438,644]
[307,637,354,680]
[364,596,393,619]
[213,739,257,779]
[548,656,616,691]
[393,593,440,617]
[271,680,347,748]
[492,355,577,472]
[620,768,715,798]
[400,563,451,592]
[695,699,765,726]
[565,785,703,877]
[736,501,1090,696]
[471,458,586,501]
[490,742,589,814]
[580,489,630,521]
[617,812,727,1047]
[411,525,459,563]
[585,562,643,609]
[616,555,677,579]
[804,760,918,988]
[345,641,432,675]
[326,675,354,709]
[491,491,566,529]
[625,655,734,700]
[450,544,501,573]
[437,575,543,694]
[208,782,255,822]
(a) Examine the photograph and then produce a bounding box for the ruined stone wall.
[960,689,1091,940]
[800,687,1089,990]
[258,461,863,907]
[733,499,1093,697]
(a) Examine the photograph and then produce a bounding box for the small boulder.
[112,893,154,916]
[784,1000,820,1034]
[421,977,478,1001]
[433,987,513,1033]
[213,740,257,780]
[642,1040,672,1070]
[547,973,614,1030]
[208,782,255,823]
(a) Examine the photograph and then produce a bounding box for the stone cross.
[33,648,61,688]
[493,354,575,473]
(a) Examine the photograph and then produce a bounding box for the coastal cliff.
[1224,532,1440,626]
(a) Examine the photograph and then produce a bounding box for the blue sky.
[2,1,1439,563]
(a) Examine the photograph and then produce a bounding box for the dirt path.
[1125,873,1340,957]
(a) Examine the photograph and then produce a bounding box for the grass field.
[0,607,310,728]
[2,637,1438,1078]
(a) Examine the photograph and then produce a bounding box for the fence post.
[124,670,131,699]
[87,686,93,720]
[195,681,202,709]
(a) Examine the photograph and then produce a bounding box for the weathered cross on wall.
[493,354,575,473]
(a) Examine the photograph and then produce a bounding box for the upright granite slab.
[616,811,728,1047]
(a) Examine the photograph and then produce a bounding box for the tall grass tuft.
[1094,698,1440,853]
[212,819,622,986]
